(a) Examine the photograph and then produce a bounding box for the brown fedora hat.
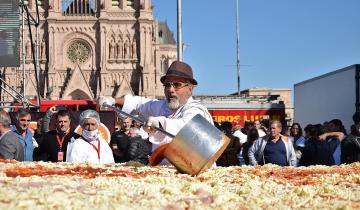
[160,61,198,85]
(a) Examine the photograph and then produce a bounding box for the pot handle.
[103,104,175,138]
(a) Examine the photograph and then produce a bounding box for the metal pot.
[101,105,229,176]
[150,114,230,176]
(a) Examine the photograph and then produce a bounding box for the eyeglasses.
[19,119,31,122]
[163,82,189,90]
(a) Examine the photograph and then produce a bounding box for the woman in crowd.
[242,128,259,165]
[290,123,306,162]
[290,123,305,145]
[67,109,114,164]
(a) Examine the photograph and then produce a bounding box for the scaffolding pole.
[177,0,183,61]
[22,4,26,99]
[236,0,240,95]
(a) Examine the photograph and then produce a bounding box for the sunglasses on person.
[163,82,190,90]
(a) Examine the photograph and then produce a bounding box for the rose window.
[67,42,90,64]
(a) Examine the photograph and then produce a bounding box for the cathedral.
[0,0,177,102]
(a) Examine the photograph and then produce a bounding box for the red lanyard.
[83,139,101,160]
[170,105,185,118]
[56,132,68,151]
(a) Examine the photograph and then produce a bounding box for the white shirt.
[233,130,247,144]
[257,129,266,138]
[122,94,214,148]
[138,127,149,140]
[67,138,114,164]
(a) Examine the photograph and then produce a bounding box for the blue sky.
[152,0,360,95]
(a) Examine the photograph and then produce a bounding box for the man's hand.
[336,132,346,141]
[318,133,328,141]
[96,96,115,107]
[144,116,160,133]
[48,106,58,114]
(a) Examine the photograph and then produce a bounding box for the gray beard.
[167,99,180,110]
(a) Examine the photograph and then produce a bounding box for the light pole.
[236,0,240,95]
[177,0,183,61]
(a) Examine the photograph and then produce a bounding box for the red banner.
[208,109,285,126]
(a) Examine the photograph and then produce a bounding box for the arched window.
[68,89,92,100]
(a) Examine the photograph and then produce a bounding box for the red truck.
[11,99,97,112]
[195,95,286,126]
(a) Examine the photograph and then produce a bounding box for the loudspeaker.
[0,0,20,67]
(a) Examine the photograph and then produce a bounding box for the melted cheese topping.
[0,160,359,209]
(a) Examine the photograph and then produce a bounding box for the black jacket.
[38,130,80,162]
[110,130,131,163]
[299,137,337,166]
[341,134,360,164]
[127,137,152,165]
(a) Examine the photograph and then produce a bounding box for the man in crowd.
[11,108,33,161]
[248,120,297,166]
[341,112,360,163]
[37,106,80,162]
[133,118,149,140]
[233,124,247,145]
[216,121,241,166]
[33,117,45,161]
[67,109,114,164]
[327,119,346,165]
[97,61,213,164]
[110,117,132,163]
[127,127,152,165]
[299,124,345,166]
[254,120,267,138]
[0,110,24,161]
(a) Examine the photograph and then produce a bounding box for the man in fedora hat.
[97,61,213,160]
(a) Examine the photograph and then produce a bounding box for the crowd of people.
[0,106,158,165]
[0,60,358,168]
[1,106,358,168]
[215,115,359,167]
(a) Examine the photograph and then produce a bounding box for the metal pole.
[22,5,26,100]
[35,16,39,82]
[35,3,41,106]
[177,0,183,61]
[0,86,23,102]
[356,65,360,112]
[236,0,240,95]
